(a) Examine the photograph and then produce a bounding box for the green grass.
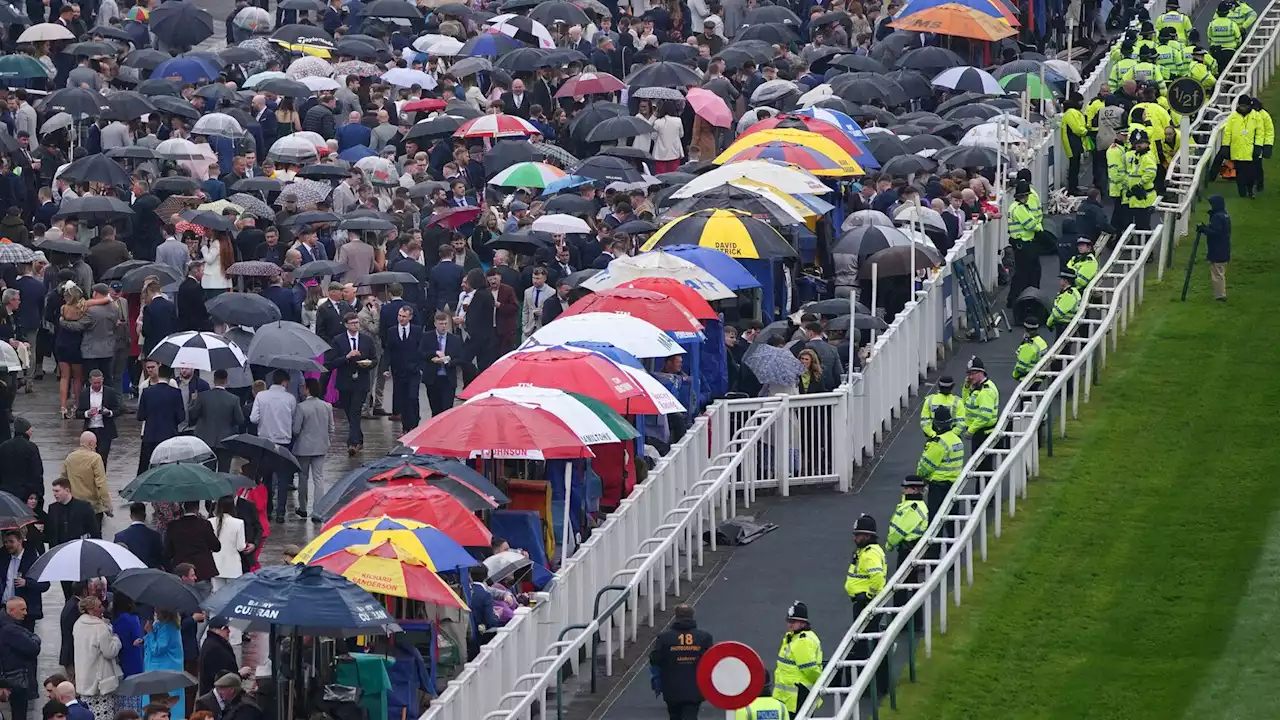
[883,86,1280,720]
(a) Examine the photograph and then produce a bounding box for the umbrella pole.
[870,262,879,347]
[561,462,571,563]
[1039,64,1047,116]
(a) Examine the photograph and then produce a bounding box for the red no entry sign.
[696,641,766,710]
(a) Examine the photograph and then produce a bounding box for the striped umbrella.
[641,208,798,260]
[294,516,480,569]
[931,66,1005,94]
[716,128,863,176]
[28,539,146,581]
[465,387,638,444]
[455,113,539,139]
[487,161,567,188]
[306,540,470,610]
[147,331,248,371]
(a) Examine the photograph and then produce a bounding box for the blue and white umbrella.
[931,66,1005,95]
[743,343,805,387]
[203,564,401,636]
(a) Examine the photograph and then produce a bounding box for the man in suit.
[447,180,477,208]
[253,94,279,152]
[196,628,240,697]
[385,305,424,433]
[136,365,187,474]
[379,284,411,339]
[547,245,575,287]
[188,369,246,472]
[500,78,532,118]
[2,529,50,630]
[164,501,221,583]
[290,378,334,523]
[46,478,98,597]
[76,369,121,466]
[491,250,521,293]
[314,282,353,346]
[65,284,121,381]
[325,312,377,455]
[176,261,211,332]
[427,244,464,312]
[389,240,428,312]
[423,311,463,418]
[541,276,573,325]
[521,267,552,338]
[487,269,520,355]
[142,284,178,359]
[0,417,42,510]
[113,503,165,570]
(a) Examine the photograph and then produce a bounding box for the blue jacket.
[261,284,302,324]
[142,296,177,355]
[137,382,186,442]
[427,260,464,311]
[468,582,502,632]
[13,275,44,335]
[336,122,372,152]
[114,522,166,569]
[385,323,425,377]
[387,640,432,713]
[201,178,227,201]
[113,612,145,677]
[1202,195,1231,263]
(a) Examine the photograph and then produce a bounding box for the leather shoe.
[347,445,357,457]
[273,515,285,524]
[374,409,390,416]
[294,509,308,519]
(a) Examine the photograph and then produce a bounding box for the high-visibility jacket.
[1203,51,1220,75]
[1085,98,1104,134]
[1156,10,1193,42]
[917,429,965,483]
[1068,252,1099,289]
[1013,334,1048,380]
[1223,111,1261,161]
[1110,57,1138,87]
[1027,186,1043,224]
[919,391,964,438]
[844,543,886,598]
[1157,126,1181,167]
[1188,60,1216,90]
[1061,107,1090,157]
[962,380,999,433]
[735,696,790,720]
[1156,41,1187,77]
[1106,143,1128,197]
[1007,201,1039,242]
[1207,16,1242,50]
[774,630,822,713]
[1134,38,1157,57]
[1256,109,1275,147]
[1125,61,1166,90]
[1124,148,1158,208]
[887,498,928,550]
[1132,101,1172,137]
[1228,2,1256,32]
[1048,286,1081,329]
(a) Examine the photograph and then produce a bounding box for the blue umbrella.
[742,344,804,387]
[541,174,594,194]
[564,341,644,368]
[151,56,220,84]
[202,564,400,636]
[792,107,880,169]
[652,244,762,290]
[459,32,525,58]
[339,145,376,162]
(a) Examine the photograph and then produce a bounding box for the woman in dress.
[54,282,86,419]
[72,596,122,720]
[275,98,301,136]
[143,609,185,720]
[201,234,235,299]
[208,496,247,593]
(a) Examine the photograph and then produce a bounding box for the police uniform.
[917,405,965,529]
[1047,270,1082,336]
[1125,129,1159,230]
[1006,181,1042,310]
[1107,130,1131,230]
[1013,318,1049,383]
[843,515,889,695]
[1156,4,1193,42]
[735,692,790,720]
[1208,3,1242,70]
[1222,98,1260,198]
[888,476,929,632]
[963,356,1000,472]
[919,375,964,439]
[774,603,822,714]
[650,611,714,720]
[1067,238,1099,290]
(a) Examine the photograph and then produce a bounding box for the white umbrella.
[465,387,634,445]
[382,68,436,88]
[233,5,272,31]
[672,160,828,198]
[893,204,946,232]
[190,113,245,139]
[244,70,287,87]
[418,36,463,55]
[508,343,686,413]
[582,252,736,300]
[527,312,685,358]
[0,342,19,371]
[27,539,146,582]
[531,214,590,234]
[18,22,74,43]
[150,436,216,465]
[931,66,1005,95]
[269,135,320,163]
[300,76,340,91]
[723,180,809,224]
[486,13,555,49]
[286,56,334,79]
[292,130,326,149]
[412,34,457,52]
[797,83,834,107]
[862,126,895,135]
[841,209,895,233]
[961,122,1028,148]
[1043,59,1082,83]
[40,112,72,136]
[155,138,207,160]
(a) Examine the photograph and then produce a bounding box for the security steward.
[1207,2,1242,70]
[735,671,789,720]
[1125,128,1159,230]
[917,406,965,527]
[1061,93,1090,195]
[774,602,823,715]
[1068,237,1099,289]
[1047,270,1082,337]
[1006,180,1042,309]
[649,604,714,720]
[1252,96,1274,193]
[1012,318,1049,383]
[1155,27,1187,78]
[888,476,929,631]
[843,514,889,695]
[962,357,1000,471]
[1221,95,1260,198]
[919,375,963,439]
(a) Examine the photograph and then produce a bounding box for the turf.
[882,91,1280,719]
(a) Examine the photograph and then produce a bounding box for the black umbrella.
[656,43,699,63]
[744,4,801,25]
[896,46,965,76]
[202,564,399,636]
[137,78,183,97]
[355,271,421,286]
[833,224,915,260]
[121,462,254,501]
[106,146,159,162]
[819,54,889,74]
[149,1,215,48]
[113,568,204,613]
[492,47,551,72]
[802,298,873,316]
[291,261,347,281]
[600,146,653,162]
[285,210,341,226]
[118,671,198,697]
[360,0,422,17]
[934,144,1004,168]
[486,230,554,254]
[259,354,325,373]
[903,134,952,153]
[826,313,889,332]
[717,45,770,69]
[655,171,696,186]
[246,320,332,360]
[810,10,853,30]
[879,154,937,176]
[179,209,236,233]
[831,73,907,106]
[885,69,934,101]
[585,115,657,143]
[667,187,800,226]
[36,237,89,255]
[59,155,133,187]
[218,46,263,65]
[339,216,396,232]
[222,433,301,474]
[120,263,182,293]
[101,259,155,281]
[483,139,536,177]
[154,176,202,194]
[858,244,941,277]
[41,88,112,120]
[194,83,238,106]
[848,104,898,126]
[53,196,135,223]
[612,219,660,235]
[207,293,282,328]
[993,59,1044,78]
[541,193,596,215]
[530,0,589,25]
[943,103,1003,121]
[294,164,348,182]
[273,23,334,43]
[736,23,798,45]
[64,40,119,58]
[257,77,311,98]
[0,490,35,530]
[624,61,701,89]
[563,268,600,287]
[150,94,201,119]
[575,155,646,183]
[866,133,911,161]
[435,2,473,17]
[334,40,387,61]
[567,101,627,138]
[935,92,991,115]
[233,177,285,194]
[405,115,464,142]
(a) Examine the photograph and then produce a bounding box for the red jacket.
[494,283,519,345]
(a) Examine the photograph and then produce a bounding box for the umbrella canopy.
[121,462,253,502]
[833,224,919,260]
[624,61,701,89]
[120,263,182,294]
[0,244,36,265]
[18,22,75,43]
[459,348,684,415]
[150,1,216,47]
[931,66,1006,94]
[934,144,1004,167]
[323,486,492,545]
[149,436,215,466]
[487,13,555,48]
[743,344,805,387]
[561,288,703,335]
[207,293,282,328]
[890,4,1016,40]
[896,46,967,75]
[269,135,321,164]
[459,32,526,58]
[642,209,797,260]
[585,115,657,143]
[28,539,146,581]
[999,72,1057,100]
[488,161,567,188]
[455,113,538,139]
[152,56,218,84]
[718,140,857,176]
[555,71,625,98]
[295,516,479,570]
[148,331,248,371]
[686,87,733,128]
[52,196,135,223]
[530,214,591,234]
[59,155,133,187]
[642,244,761,290]
[528,312,686,358]
[615,278,717,318]
[398,396,595,459]
[0,55,51,80]
[305,541,469,610]
[467,386,637,444]
[315,455,507,519]
[0,490,35,530]
[202,564,400,636]
[190,113,245,138]
[671,160,828,197]
[113,568,204,613]
[529,0,589,25]
[574,155,647,183]
[221,433,300,475]
[859,244,942,277]
[117,671,199,698]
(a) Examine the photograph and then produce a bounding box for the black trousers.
[82,356,112,384]
[1091,149,1108,191]
[137,440,160,475]
[1130,206,1153,231]
[425,377,454,419]
[90,428,112,468]
[392,371,421,433]
[1235,159,1255,197]
[1212,47,1235,73]
[1066,154,1081,194]
[842,595,890,695]
[339,387,365,446]
[926,481,953,536]
[10,686,28,720]
[1006,242,1041,309]
[664,702,700,720]
[1110,197,1129,231]
[214,448,233,473]
[972,430,993,472]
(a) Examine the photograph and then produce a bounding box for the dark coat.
[540,293,570,325]
[0,611,41,690]
[648,617,713,704]
[197,631,239,695]
[176,276,211,332]
[142,295,177,355]
[315,300,354,345]
[236,497,263,574]
[385,323,425,377]
[46,497,99,545]
[260,285,300,324]
[379,298,411,340]
[1202,195,1231,263]
[389,256,428,311]
[427,261,464,311]
[188,386,245,450]
[493,264,520,295]
[325,332,378,393]
[76,385,122,441]
[114,522,166,569]
[4,545,50,620]
[499,92,531,118]
[422,329,463,387]
[59,596,79,667]
[0,434,43,506]
[137,382,186,442]
[164,514,221,581]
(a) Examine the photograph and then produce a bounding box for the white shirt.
[88,388,105,429]
[1,553,19,602]
[397,322,411,341]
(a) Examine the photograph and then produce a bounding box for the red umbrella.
[425,206,483,229]
[324,485,492,546]
[398,397,594,460]
[402,97,448,113]
[560,288,703,334]
[308,541,469,610]
[741,114,860,156]
[554,71,626,98]
[458,350,648,409]
[617,278,716,319]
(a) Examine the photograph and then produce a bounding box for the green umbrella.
[998,72,1057,101]
[120,463,255,502]
[0,55,51,80]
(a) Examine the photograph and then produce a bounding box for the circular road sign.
[695,641,767,710]
[1167,77,1207,116]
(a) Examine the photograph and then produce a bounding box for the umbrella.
[27,539,146,581]
[35,236,89,255]
[0,2,30,26]
[353,156,400,186]
[833,224,919,260]
[484,550,533,585]
[155,138,206,160]
[113,569,204,613]
[567,101,627,138]
[104,91,159,122]
[150,1,215,48]
[218,46,265,65]
[233,176,284,196]
[864,133,910,162]
[149,436,215,465]
[488,161,567,189]
[561,288,702,335]
[0,55,50,80]
[823,54,889,74]
[999,72,1057,100]
[295,164,348,181]
[178,209,236,233]
[106,146,160,162]
[961,121,1029,147]
[455,114,538,139]
[17,22,75,43]
[269,136,321,164]
[227,193,275,220]
[487,13,555,48]
[526,307,684,354]
[680,87,729,129]
[137,79,184,98]
[530,214,591,235]
[485,230,553,255]
[339,216,396,232]
[41,88,111,120]
[202,564,400,636]
[903,134,953,153]
[830,73,907,106]
[296,516,479,569]
[221,433,301,474]
[672,160,828,197]
[585,115,657,143]
[743,344,804,387]
[190,113,245,139]
[0,244,36,264]
[305,541,469,611]
[718,139,858,177]
[880,154,938,176]
[642,209,796,260]
[541,194,596,216]
[934,144,1003,167]
[323,486,492,545]
[0,490,35,530]
[530,0,589,25]
[562,268,601,287]
[148,331,248,371]
[52,196,135,223]
[843,210,895,232]
[246,320,330,361]
[581,252,735,300]
[750,79,801,105]
[152,56,218,84]
[120,263,182,294]
[291,260,347,281]
[859,244,942,277]
[315,456,504,519]
[382,68,435,88]
[890,4,1016,41]
[459,32,526,58]
[896,46,967,75]
[121,462,253,502]
[737,23,799,44]
[271,23,333,44]
[932,66,1006,94]
[826,314,890,332]
[361,0,423,18]
[556,72,625,98]
[632,86,685,103]
[284,210,340,227]
[575,155,646,183]
[151,96,201,121]
[207,293,282,327]
[355,272,421,287]
[260,355,325,373]
[399,397,596,459]
[255,77,311,98]
[59,156,133,187]
[117,671,199,698]
[1043,59,1082,83]
[625,61,701,89]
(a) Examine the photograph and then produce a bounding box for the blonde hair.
[798,348,824,378]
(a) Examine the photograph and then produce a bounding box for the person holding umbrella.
[142,608,185,720]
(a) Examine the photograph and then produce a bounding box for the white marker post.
[696,641,767,719]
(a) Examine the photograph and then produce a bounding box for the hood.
[1209,195,1226,213]
[0,216,23,230]
[670,617,698,631]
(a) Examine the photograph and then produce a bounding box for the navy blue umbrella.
[202,564,400,636]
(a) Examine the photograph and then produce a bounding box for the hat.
[382,145,397,153]
[207,616,230,630]
[1014,180,1030,196]
[937,375,955,391]
[966,356,986,372]
[931,405,953,425]
[786,601,809,621]
[1076,236,1094,246]
[853,513,878,537]
[1130,129,1149,143]
[1060,270,1077,281]
[12,417,30,436]
[510,200,529,211]
[1139,44,1157,59]
[110,281,123,291]
[214,673,242,689]
[903,474,927,488]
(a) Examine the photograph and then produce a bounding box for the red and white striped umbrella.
[454,113,538,139]
[554,71,625,98]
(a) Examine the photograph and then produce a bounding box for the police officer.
[1047,271,1082,336]
[1221,95,1259,198]
[1227,0,1257,33]
[1156,0,1193,42]
[919,375,963,439]
[649,604,714,720]
[1207,2,1242,70]
[1013,318,1048,383]
[1155,27,1187,78]
[1068,237,1099,289]
[1061,93,1089,195]
[774,602,823,715]
[1187,46,1217,90]
[1127,45,1166,92]
[735,671,789,720]
[1110,40,1139,87]
[1107,126,1131,230]
[1125,128,1158,230]
[962,357,1000,471]
[888,476,928,631]
[1006,181,1042,309]
[1086,87,1109,190]
[918,406,965,523]
[843,514,889,695]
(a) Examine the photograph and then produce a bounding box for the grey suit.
[188,387,246,472]
[62,301,121,381]
[291,396,335,514]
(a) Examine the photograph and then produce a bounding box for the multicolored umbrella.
[466,387,638,445]
[889,4,1017,40]
[717,129,862,176]
[399,397,597,460]
[718,141,851,175]
[485,13,555,48]
[488,161,568,188]
[560,288,703,335]
[641,209,798,260]
[895,0,1018,24]
[581,252,737,300]
[306,541,469,610]
[998,72,1058,100]
[616,277,717,318]
[741,114,861,156]
[294,516,479,569]
[455,113,539,139]
[323,486,492,545]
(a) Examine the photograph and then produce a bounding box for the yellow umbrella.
[270,39,334,58]
[717,129,863,176]
[731,179,822,231]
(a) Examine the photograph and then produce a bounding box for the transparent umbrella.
[190,113,245,139]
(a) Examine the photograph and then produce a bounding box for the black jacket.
[0,434,42,506]
[315,300,354,345]
[649,617,713,704]
[114,522,166,570]
[59,595,79,667]
[46,497,99,546]
[0,611,41,689]
[3,546,50,620]
[389,256,428,312]
[197,631,239,695]
[1201,195,1231,262]
[325,332,378,393]
[76,386,122,441]
[177,276,211,332]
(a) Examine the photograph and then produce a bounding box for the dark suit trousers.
[214,448,233,473]
[340,387,365,445]
[425,374,454,419]
[11,687,28,720]
[392,371,421,433]
[137,440,160,475]
[90,428,112,467]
